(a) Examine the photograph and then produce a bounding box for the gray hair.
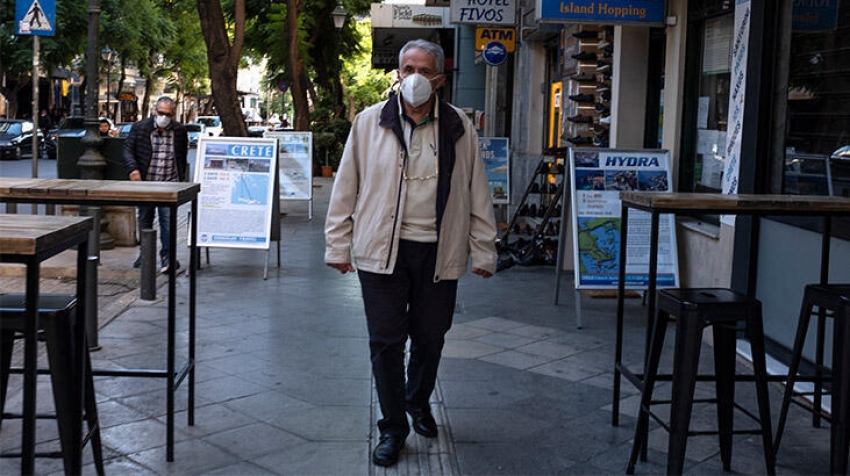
[156,96,175,108]
[398,39,445,74]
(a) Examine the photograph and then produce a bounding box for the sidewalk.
[0,177,835,475]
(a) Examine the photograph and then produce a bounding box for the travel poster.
[265,130,313,201]
[569,148,679,289]
[479,137,510,204]
[194,137,278,249]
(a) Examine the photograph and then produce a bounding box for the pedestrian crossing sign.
[16,0,56,36]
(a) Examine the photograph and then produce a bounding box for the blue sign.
[792,0,839,30]
[482,41,508,66]
[479,137,510,204]
[16,0,56,36]
[538,0,665,24]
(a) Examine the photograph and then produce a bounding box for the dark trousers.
[358,240,458,438]
[137,205,171,260]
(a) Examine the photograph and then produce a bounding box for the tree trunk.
[286,0,310,131]
[197,0,248,137]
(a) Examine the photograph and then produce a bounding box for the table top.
[0,178,200,206]
[0,214,92,256]
[619,192,850,215]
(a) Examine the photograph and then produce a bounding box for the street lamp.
[100,47,117,120]
[332,3,347,29]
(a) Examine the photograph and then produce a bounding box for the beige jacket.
[324,96,497,281]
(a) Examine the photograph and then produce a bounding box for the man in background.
[123,96,188,273]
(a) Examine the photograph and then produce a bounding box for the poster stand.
[193,137,281,280]
[554,148,680,328]
[265,130,314,220]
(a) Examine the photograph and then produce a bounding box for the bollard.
[140,228,157,300]
[82,206,101,351]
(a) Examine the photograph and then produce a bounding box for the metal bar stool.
[0,293,105,475]
[774,284,850,475]
[626,288,775,475]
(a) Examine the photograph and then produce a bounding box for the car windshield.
[0,122,22,135]
[185,124,203,132]
[197,117,219,127]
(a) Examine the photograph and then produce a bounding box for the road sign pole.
[32,35,39,179]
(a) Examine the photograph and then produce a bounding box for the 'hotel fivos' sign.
[451,0,516,26]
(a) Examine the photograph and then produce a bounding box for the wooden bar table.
[0,178,201,462]
[612,192,850,425]
[0,214,92,474]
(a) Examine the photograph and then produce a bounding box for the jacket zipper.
[385,148,405,270]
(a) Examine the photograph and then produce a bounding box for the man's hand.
[471,267,492,279]
[129,170,142,181]
[328,262,356,274]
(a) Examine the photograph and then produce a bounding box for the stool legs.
[746,306,776,475]
[832,303,850,475]
[774,293,814,454]
[627,309,672,475]
[0,330,14,429]
[43,313,84,474]
[666,310,704,475]
[712,323,737,472]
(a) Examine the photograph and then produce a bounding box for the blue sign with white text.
[16,0,56,36]
[538,0,665,24]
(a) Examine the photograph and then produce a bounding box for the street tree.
[197,0,248,137]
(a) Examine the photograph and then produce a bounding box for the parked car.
[185,122,206,148]
[0,119,44,160]
[116,122,133,138]
[45,116,114,159]
[196,116,222,137]
[247,125,269,137]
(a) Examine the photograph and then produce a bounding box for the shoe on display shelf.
[572,30,599,39]
[600,90,611,101]
[568,93,595,103]
[596,61,611,72]
[572,51,598,61]
[567,114,594,124]
[595,102,610,114]
[568,136,593,145]
[600,115,612,124]
[571,72,596,82]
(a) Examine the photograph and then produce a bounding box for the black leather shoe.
[407,408,438,438]
[372,434,405,467]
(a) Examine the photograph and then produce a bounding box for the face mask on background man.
[155,114,171,129]
[400,73,436,108]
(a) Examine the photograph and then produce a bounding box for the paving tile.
[441,340,504,359]
[504,323,561,340]
[528,358,605,382]
[127,437,242,475]
[445,323,493,340]
[202,422,305,458]
[478,349,554,370]
[514,340,583,360]
[252,441,369,475]
[472,332,538,349]
[463,317,526,332]
[270,404,371,441]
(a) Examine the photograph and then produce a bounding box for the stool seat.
[0,293,104,476]
[627,288,775,475]
[775,284,850,475]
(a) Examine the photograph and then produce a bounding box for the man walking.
[123,96,189,273]
[325,39,497,467]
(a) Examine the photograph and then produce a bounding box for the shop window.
[781,4,850,198]
[680,0,735,203]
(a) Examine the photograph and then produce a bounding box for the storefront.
[509,0,849,362]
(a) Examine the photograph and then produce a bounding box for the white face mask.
[155,114,171,128]
[400,73,435,108]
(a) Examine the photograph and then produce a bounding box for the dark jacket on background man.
[122,116,189,181]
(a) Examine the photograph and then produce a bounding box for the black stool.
[626,288,775,475]
[0,293,105,475]
[774,284,850,475]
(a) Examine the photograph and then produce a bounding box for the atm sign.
[475,28,515,52]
